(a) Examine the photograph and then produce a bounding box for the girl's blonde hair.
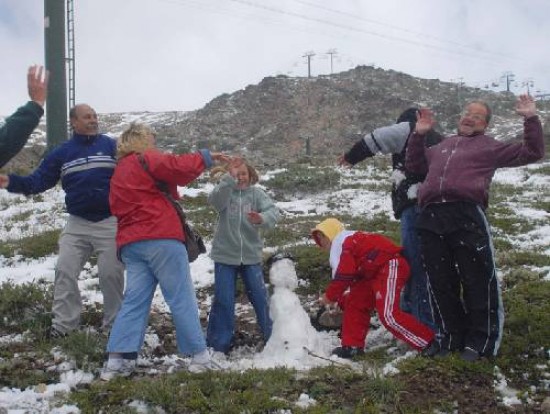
[211,158,259,185]
[117,123,156,159]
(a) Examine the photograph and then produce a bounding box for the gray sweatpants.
[52,215,124,333]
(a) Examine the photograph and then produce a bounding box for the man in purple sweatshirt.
[405,95,545,361]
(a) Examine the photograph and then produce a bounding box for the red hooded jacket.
[109,149,208,249]
[326,231,403,302]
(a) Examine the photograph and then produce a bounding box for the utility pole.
[522,79,534,95]
[500,71,515,93]
[45,0,68,148]
[303,51,315,78]
[326,49,337,75]
[66,0,75,112]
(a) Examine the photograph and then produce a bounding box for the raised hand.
[0,175,10,189]
[515,94,536,118]
[28,65,49,107]
[414,108,435,135]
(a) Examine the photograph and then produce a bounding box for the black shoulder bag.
[137,154,206,262]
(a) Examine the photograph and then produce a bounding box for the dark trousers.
[417,202,503,356]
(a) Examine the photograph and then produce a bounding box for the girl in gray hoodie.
[206,159,281,354]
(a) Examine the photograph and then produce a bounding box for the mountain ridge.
[2,65,548,172]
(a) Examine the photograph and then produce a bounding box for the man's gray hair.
[468,100,492,124]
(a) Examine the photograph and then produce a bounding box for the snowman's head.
[267,253,298,290]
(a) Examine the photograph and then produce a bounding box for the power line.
[290,0,516,61]
[225,0,511,64]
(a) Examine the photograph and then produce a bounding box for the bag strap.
[136,153,188,222]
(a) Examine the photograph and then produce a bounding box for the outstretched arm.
[405,109,434,174]
[515,94,536,119]
[0,65,48,168]
[28,65,49,107]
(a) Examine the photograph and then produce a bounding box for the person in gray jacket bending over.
[406,95,544,361]
[339,109,443,331]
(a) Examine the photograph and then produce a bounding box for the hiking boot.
[460,347,481,362]
[332,346,364,359]
[100,358,136,381]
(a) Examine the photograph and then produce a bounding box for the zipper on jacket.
[439,137,461,202]
[238,188,244,263]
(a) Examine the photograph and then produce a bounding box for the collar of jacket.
[72,132,100,144]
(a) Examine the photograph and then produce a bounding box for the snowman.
[259,253,335,363]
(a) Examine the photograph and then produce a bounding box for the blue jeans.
[206,263,272,353]
[400,205,436,331]
[107,239,206,356]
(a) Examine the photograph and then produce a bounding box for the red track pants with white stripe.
[339,257,434,350]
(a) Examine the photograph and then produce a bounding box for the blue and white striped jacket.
[7,133,117,222]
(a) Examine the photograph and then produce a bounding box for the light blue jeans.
[400,205,436,331]
[107,239,206,356]
[206,263,272,353]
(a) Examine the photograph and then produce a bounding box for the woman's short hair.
[117,123,155,159]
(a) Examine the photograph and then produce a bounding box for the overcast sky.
[1,0,549,115]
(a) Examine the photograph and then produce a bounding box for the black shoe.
[421,340,452,358]
[421,340,440,357]
[460,347,481,362]
[47,327,67,339]
[332,346,364,359]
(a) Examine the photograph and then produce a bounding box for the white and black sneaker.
[188,349,225,373]
[100,358,136,381]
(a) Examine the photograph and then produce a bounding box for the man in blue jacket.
[0,104,124,337]
[0,65,48,168]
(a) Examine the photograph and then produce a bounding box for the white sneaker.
[188,349,225,373]
[188,358,224,373]
[100,358,136,381]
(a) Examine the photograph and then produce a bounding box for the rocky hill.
[2,65,549,172]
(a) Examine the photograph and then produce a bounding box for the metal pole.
[44,0,68,149]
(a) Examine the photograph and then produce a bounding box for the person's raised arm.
[0,65,49,168]
[405,109,435,175]
[28,65,49,108]
[515,94,537,119]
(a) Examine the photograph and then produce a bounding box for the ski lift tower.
[44,0,75,149]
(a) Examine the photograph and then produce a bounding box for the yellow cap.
[311,218,344,246]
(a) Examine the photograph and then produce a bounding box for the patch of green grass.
[0,352,57,388]
[530,164,550,176]
[58,331,107,371]
[9,210,34,223]
[71,368,297,414]
[265,164,341,200]
[0,281,52,335]
[0,229,61,258]
[496,248,550,269]
[487,204,536,236]
[288,245,331,296]
[498,280,550,389]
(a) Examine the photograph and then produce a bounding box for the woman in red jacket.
[101,123,230,380]
[312,218,434,358]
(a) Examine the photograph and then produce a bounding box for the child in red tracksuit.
[312,218,434,358]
